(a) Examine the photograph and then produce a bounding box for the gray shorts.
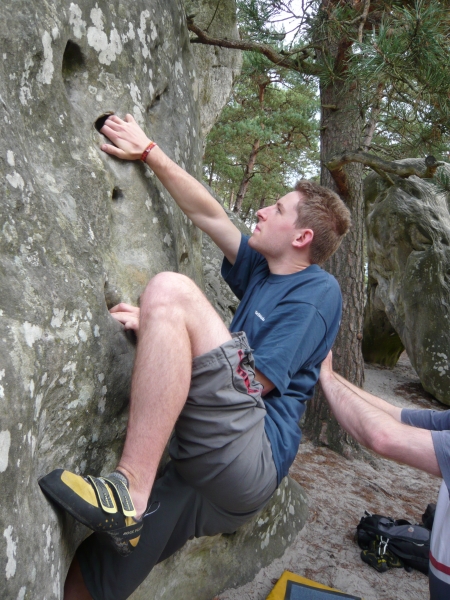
[78,332,277,600]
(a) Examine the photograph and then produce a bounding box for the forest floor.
[216,354,444,600]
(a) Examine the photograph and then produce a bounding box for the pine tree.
[203,55,319,226]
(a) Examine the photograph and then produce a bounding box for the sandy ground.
[216,355,444,600]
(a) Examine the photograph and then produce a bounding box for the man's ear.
[292,228,314,249]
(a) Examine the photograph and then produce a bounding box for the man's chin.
[248,233,258,246]
[248,235,264,255]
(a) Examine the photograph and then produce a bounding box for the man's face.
[249,191,302,259]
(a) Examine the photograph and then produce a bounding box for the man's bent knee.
[140,272,200,312]
[139,272,230,356]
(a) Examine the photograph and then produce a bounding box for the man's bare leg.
[114,272,231,517]
[63,272,230,599]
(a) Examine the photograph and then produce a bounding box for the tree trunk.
[208,159,215,186]
[229,189,235,210]
[233,138,260,213]
[303,32,366,455]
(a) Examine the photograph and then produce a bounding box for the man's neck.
[266,255,312,275]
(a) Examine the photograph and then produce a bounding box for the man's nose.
[257,207,267,219]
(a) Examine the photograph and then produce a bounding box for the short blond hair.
[294,180,351,265]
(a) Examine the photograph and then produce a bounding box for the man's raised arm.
[100,114,241,265]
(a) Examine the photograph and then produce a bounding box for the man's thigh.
[170,331,278,512]
[141,272,232,357]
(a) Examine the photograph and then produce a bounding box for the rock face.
[0,1,307,598]
[363,161,450,404]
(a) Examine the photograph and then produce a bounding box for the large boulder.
[0,1,307,598]
[1,3,204,598]
[363,161,450,404]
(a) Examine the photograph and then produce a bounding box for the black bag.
[357,511,430,575]
[422,503,436,531]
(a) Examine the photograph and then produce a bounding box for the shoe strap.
[87,476,117,514]
[102,473,137,518]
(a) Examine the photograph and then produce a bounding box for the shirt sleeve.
[401,409,450,491]
[221,234,266,300]
[431,431,450,492]
[401,408,450,431]
[252,301,326,395]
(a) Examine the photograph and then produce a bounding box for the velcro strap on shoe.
[87,476,117,514]
[103,473,136,518]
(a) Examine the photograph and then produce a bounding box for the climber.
[39,114,351,600]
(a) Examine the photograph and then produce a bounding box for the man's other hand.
[110,303,140,333]
[100,114,151,161]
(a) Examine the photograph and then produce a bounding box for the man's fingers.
[319,350,334,379]
[110,311,139,324]
[106,114,125,126]
[110,303,138,314]
[104,118,128,134]
[124,319,139,332]
[101,144,127,159]
[110,311,139,332]
[99,114,148,160]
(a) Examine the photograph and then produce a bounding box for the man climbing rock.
[39,114,351,600]
[319,352,449,600]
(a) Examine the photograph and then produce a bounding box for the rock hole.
[146,85,168,113]
[104,281,121,310]
[146,95,161,112]
[180,252,189,264]
[62,40,86,79]
[112,187,124,201]
[95,112,114,133]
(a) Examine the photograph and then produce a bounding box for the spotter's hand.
[319,350,334,381]
[100,114,151,161]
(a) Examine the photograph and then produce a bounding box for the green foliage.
[232,2,450,161]
[203,1,450,221]
[203,55,319,223]
[311,0,450,159]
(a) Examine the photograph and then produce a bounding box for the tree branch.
[326,150,445,181]
[362,81,384,150]
[357,0,371,43]
[186,17,321,76]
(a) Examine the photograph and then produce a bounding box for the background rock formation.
[185,0,242,140]
[0,1,307,598]
[363,160,450,404]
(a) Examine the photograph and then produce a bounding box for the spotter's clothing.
[402,408,450,600]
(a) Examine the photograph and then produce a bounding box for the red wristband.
[141,141,157,162]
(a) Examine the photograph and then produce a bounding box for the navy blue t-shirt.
[222,235,342,483]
